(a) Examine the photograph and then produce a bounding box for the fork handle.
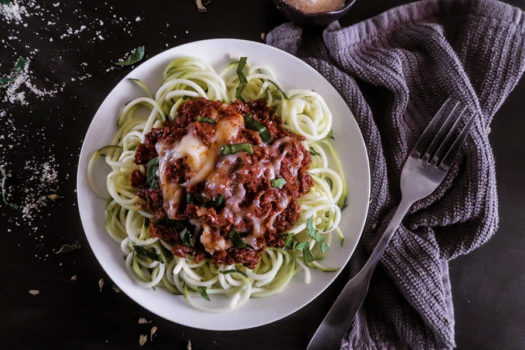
[307,198,413,350]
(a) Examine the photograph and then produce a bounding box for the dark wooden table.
[1,0,524,349]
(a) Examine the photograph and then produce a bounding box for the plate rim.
[76,38,370,330]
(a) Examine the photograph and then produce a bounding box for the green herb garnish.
[327,130,335,140]
[197,116,216,124]
[197,286,210,301]
[309,148,320,156]
[284,234,294,249]
[235,57,248,101]
[302,247,315,263]
[134,245,161,261]
[220,143,254,156]
[307,217,324,242]
[271,177,286,189]
[0,167,18,209]
[229,229,253,249]
[244,114,271,143]
[146,158,159,189]
[0,57,27,87]
[115,46,145,66]
[220,269,248,277]
[0,0,12,4]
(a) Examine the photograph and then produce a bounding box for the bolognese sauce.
[132,97,313,269]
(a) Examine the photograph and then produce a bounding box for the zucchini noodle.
[88,56,348,311]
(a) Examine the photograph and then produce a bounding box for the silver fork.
[307,98,475,350]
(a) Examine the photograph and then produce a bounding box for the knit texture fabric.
[267,0,525,348]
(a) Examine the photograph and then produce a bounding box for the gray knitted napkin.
[267,0,525,348]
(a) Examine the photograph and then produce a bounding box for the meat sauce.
[132,98,313,269]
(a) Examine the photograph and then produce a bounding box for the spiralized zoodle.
[88,56,347,311]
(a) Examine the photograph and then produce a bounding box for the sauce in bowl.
[285,0,345,13]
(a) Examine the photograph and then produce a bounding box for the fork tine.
[422,104,465,162]
[430,105,468,165]
[439,114,476,168]
[412,98,456,156]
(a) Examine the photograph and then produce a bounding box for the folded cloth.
[267,0,525,348]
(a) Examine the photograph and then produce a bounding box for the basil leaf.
[186,193,224,209]
[302,247,315,263]
[271,177,286,189]
[134,245,161,261]
[0,57,27,87]
[307,217,324,243]
[229,229,253,249]
[0,0,11,4]
[197,286,210,301]
[0,167,18,209]
[115,46,145,66]
[268,79,289,99]
[294,241,309,250]
[284,234,294,249]
[220,269,248,277]
[220,143,253,156]
[197,116,216,124]
[321,242,329,254]
[244,114,271,143]
[180,227,193,247]
[235,57,248,101]
[146,158,159,189]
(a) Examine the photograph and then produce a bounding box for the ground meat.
[211,248,261,269]
[130,169,146,188]
[134,143,157,165]
[131,98,315,268]
[274,199,300,232]
[138,189,166,217]
[149,223,180,246]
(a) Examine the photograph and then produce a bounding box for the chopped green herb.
[197,116,216,124]
[229,229,253,249]
[220,269,248,277]
[0,0,11,4]
[271,177,286,189]
[186,193,224,209]
[327,130,335,140]
[302,247,315,263]
[180,227,193,247]
[197,286,210,301]
[235,57,248,101]
[220,143,254,156]
[134,245,161,261]
[307,217,324,242]
[0,167,18,209]
[294,241,309,250]
[115,46,145,66]
[146,158,159,189]
[284,234,294,249]
[268,79,289,99]
[244,114,271,143]
[0,57,27,87]
[321,242,329,254]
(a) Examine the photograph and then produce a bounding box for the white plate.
[76,39,370,331]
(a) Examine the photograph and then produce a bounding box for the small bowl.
[272,0,357,27]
